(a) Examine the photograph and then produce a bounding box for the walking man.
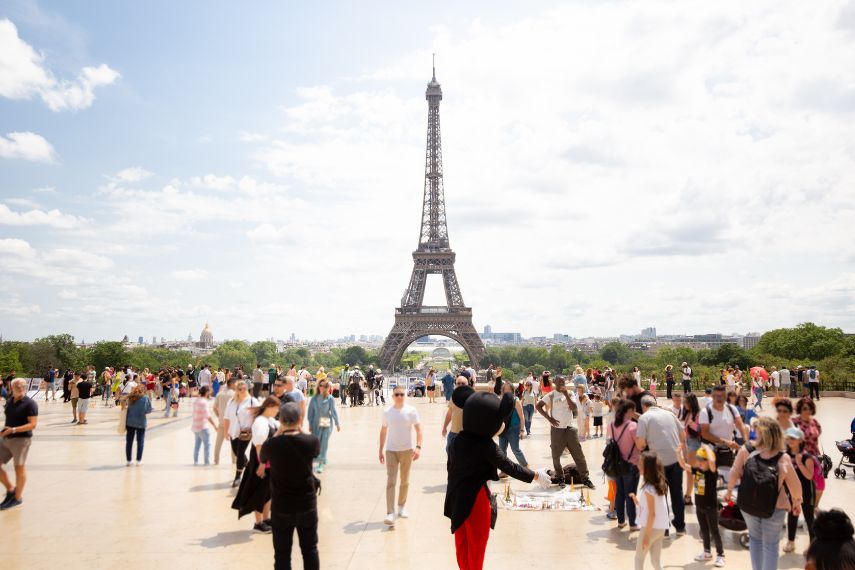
[535,376,594,489]
[0,378,39,510]
[379,385,423,527]
[213,378,236,465]
[43,366,57,401]
[252,363,265,398]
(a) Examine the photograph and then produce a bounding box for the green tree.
[343,346,368,366]
[250,341,279,366]
[756,323,845,361]
[600,342,632,365]
[0,348,23,375]
[36,334,79,369]
[91,342,130,372]
[211,340,255,370]
[547,345,571,374]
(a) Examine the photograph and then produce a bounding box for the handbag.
[237,401,252,441]
[117,404,127,434]
[319,417,331,428]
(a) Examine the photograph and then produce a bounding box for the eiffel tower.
[379,62,486,372]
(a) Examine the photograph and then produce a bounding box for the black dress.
[231,422,275,518]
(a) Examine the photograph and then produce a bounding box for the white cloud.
[32,186,56,194]
[0,19,119,111]
[113,166,153,183]
[0,131,56,162]
[171,269,210,281]
[0,203,88,228]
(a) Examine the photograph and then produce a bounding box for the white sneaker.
[126,461,132,467]
[714,556,725,568]
[695,552,713,562]
[135,461,142,466]
[383,513,396,526]
[397,506,409,519]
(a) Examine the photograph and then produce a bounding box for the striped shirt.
[191,398,211,432]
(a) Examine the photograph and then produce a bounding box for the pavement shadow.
[189,481,233,493]
[195,530,255,548]
[89,465,126,471]
[422,483,447,494]
[585,528,640,551]
[342,520,389,534]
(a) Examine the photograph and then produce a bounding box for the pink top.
[608,420,640,466]
[730,446,803,511]
[191,398,211,432]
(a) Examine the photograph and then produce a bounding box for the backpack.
[602,423,633,478]
[809,369,816,380]
[737,445,783,518]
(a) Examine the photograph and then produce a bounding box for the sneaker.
[135,461,142,466]
[617,522,627,529]
[398,506,409,519]
[714,556,725,567]
[126,461,132,467]
[1,488,15,507]
[71,419,78,424]
[316,464,324,474]
[582,479,596,490]
[0,497,22,510]
[675,527,687,536]
[695,552,713,562]
[384,513,396,526]
[629,525,640,532]
[606,510,618,520]
[253,522,272,534]
[783,541,795,553]
[263,518,273,528]
[232,477,241,488]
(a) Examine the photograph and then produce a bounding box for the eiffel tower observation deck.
[379,62,486,371]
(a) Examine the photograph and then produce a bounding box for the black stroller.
[832,438,855,479]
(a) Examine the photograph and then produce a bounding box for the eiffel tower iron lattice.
[379,63,486,371]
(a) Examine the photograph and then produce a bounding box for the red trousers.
[454,487,491,570]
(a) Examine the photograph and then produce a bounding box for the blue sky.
[2,0,855,342]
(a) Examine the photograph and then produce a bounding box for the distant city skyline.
[2,1,854,341]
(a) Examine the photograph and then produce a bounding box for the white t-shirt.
[699,404,738,442]
[530,379,540,396]
[682,366,692,381]
[224,396,259,439]
[198,368,212,386]
[383,405,420,451]
[541,390,579,429]
[779,369,791,384]
[251,415,278,447]
[637,484,670,530]
[808,369,819,383]
[725,374,735,387]
[771,371,780,387]
[698,396,712,409]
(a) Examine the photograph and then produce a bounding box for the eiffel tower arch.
[379,63,486,372]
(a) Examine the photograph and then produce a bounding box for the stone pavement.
[1,393,854,569]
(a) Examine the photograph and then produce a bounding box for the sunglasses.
[393,393,405,397]
[776,408,790,413]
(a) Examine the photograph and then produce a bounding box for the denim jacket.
[127,396,153,429]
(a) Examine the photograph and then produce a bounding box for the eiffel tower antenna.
[379,62,486,372]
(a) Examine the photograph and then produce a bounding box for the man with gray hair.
[0,378,39,510]
[636,394,688,534]
[261,401,320,569]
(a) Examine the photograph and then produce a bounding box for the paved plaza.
[1,394,854,570]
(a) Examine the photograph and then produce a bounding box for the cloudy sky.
[1,0,854,343]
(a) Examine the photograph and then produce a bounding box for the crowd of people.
[0,358,851,570]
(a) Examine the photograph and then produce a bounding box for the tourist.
[232,396,280,533]
[792,397,825,507]
[621,376,655,418]
[572,365,588,391]
[198,364,212,393]
[77,372,93,425]
[690,445,725,567]
[534,375,594,489]
[804,509,855,570]
[0,378,38,510]
[609,400,640,531]
[260,401,320,570]
[541,371,552,394]
[649,373,659,395]
[252,363,266,398]
[223,382,260,487]
[632,366,642,384]
[213,378,236,465]
[605,369,616,402]
[366,365,376,404]
[69,372,80,424]
[191,386,216,465]
[774,398,795,432]
[144,368,156,400]
[43,366,57,401]
[315,366,327,398]
[752,371,765,410]
[631,452,670,570]
[62,368,73,402]
[770,367,780,398]
[307,379,340,473]
[521,380,536,436]
[282,375,307,425]
[101,368,113,404]
[339,365,350,407]
[426,367,437,403]
[494,366,504,396]
[125,385,152,466]
[497,382,528,468]
[577,388,592,439]
[374,368,386,405]
[163,372,179,417]
[378,384,423,526]
[807,365,820,400]
[442,377,468,453]
[699,385,749,469]
[664,365,675,399]
[779,366,791,398]
[699,387,713,409]
[669,392,683,417]
[636,394,688,535]
[441,369,455,402]
[783,427,816,553]
[682,393,702,505]
[681,361,693,393]
[725,417,802,570]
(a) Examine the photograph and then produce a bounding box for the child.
[687,445,725,567]
[784,427,816,553]
[592,394,604,438]
[630,452,670,570]
[577,390,591,439]
[649,373,658,394]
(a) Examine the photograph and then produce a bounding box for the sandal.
[684,495,693,506]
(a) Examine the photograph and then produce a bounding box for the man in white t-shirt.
[534,376,593,489]
[252,364,265,398]
[770,367,781,397]
[681,362,693,393]
[699,386,749,465]
[807,366,820,400]
[197,364,212,388]
[779,366,791,397]
[379,385,422,527]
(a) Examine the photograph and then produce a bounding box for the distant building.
[640,326,657,339]
[553,333,572,343]
[742,333,762,350]
[480,327,522,344]
[200,323,214,348]
[483,325,492,334]
[138,336,144,344]
[152,336,157,345]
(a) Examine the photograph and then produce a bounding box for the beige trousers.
[214,423,235,464]
[386,449,414,514]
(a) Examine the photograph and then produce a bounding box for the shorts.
[71,397,79,410]
[426,386,435,392]
[0,436,32,467]
[593,416,603,427]
[78,398,91,414]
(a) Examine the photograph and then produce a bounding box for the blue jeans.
[498,424,528,466]
[317,427,331,465]
[126,426,145,462]
[664,461,686,531]
[193,429,211,464]
[744,509,786,570]
[523,404,534,435]
[446,431,457,454]
[615,465,640,525]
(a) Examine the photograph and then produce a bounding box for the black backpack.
[602,423,633,478]
[737,445,783,518]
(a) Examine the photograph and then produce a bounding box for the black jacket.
[444,431,535,533]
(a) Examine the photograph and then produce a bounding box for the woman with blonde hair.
[725,416,802,570]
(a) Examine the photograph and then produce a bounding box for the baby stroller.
[832,438,855,479]
[718,501,750,549]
